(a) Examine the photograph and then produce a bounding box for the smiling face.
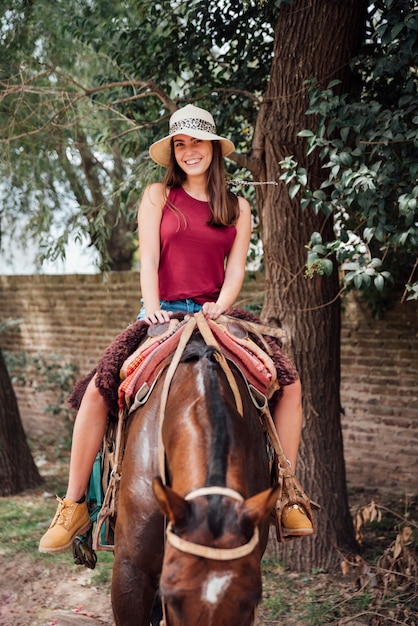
[172,134,214,177]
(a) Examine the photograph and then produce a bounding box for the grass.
[0,445,115,588]
[0,498,51,556]
[259,552,417,625]
[260,558,345,625]
[0,491,115,587]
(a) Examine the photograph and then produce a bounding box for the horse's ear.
[241,485,280,527]
[152,476,190,525]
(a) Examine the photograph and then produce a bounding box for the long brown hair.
[161,140,239,226]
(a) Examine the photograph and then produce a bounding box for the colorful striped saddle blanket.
[118,315,279,412]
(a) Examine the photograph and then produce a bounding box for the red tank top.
[158,187,237,304]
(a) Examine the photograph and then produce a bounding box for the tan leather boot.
[281,503,314,537]
[39,496,91,553]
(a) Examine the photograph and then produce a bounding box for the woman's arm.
[138,182,171,324]
[202,195,252,319]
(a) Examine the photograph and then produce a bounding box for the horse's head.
[153,477,279,626]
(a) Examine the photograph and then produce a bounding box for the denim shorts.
[137,298,203,320]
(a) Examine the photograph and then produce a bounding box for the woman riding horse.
[39,104,313,587]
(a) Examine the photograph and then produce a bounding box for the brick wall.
[1,272,417,493]
[340,295,418,493]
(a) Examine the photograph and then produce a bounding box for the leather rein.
[158,310,244,484]
[158,311,260,560]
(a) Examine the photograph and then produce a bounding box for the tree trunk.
[252,0,368,570]
[0,349,43,495]
[106,210,138,271]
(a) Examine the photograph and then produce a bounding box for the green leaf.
[340,127,352,144]
[298,170,308,186]
[310,231,322,245]
[363,227,374,242]
[312,244,327,254]
[362,273,371,288]
[374,274,385,291]
[321,258,334,276]
[298,129,315,137]
[354,274,363,289]
[312,189,327,201]
[343,262,360,271]
[391,22,404,39]
[307,250,318,266]
[289,183,301,199]
[339,152,352,166]
[331,164,340,178]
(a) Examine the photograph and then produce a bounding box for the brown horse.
[111,319,279,626]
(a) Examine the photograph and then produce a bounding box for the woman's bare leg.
[65,375,108,501]
[273,379,302,469]
[273,379,313,534]
[39,374,108,553]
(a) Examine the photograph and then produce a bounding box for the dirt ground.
[0,525,287,626]
[0,549,338,626]
[0,553,115,626]
[0,500,329,626]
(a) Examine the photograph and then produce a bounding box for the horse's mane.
[181,336,234,538]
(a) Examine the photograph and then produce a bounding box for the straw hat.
[149,104,235,167]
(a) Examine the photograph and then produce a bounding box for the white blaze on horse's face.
[201,571,234,604]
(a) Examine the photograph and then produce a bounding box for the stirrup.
[73,526,97,569]
[274,463,319,543]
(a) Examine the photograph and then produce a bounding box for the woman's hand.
[143,309,172,325]
[202,302,223,320]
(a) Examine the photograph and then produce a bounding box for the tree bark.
[252,0,368,570]
[0,349,43,495]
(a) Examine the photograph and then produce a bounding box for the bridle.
[157,313,260,626]
[165,486,260,561]
[158,313,260,560]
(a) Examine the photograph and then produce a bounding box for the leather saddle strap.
[259,402,315,505]
[158,315,198,482]
[218,314,287,341]
[260,401,289,470]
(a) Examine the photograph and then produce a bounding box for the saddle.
[118,315,280,413]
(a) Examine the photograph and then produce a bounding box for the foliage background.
[1,0,416,299]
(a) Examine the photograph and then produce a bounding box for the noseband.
[165,486,260,560]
